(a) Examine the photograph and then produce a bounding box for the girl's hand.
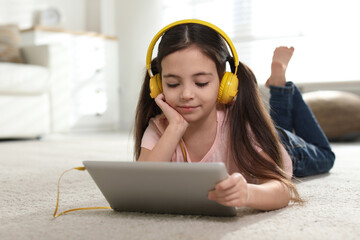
[208,173,249,208]
[155,93,189,131]
[137,93,189,163]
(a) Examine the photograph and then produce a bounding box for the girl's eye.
[167,83,179,88]
[196,82,209,87]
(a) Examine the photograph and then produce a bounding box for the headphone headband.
[146,19,239,78]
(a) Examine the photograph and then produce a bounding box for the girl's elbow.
[267,192,290,211]
[278,187,291,209]
[272,183,291,210]
[282,192,291,208]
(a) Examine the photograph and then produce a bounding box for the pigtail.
[228,61,302,202]
[134,58,162,160]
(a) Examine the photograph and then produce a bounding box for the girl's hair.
[134,23,301,202]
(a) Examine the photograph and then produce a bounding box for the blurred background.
[0,0,359,136]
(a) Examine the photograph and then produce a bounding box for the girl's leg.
[267,47,335,177]
[271,82,331,149]
[266,47,295,132]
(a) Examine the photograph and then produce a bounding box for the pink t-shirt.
[141,109,293,181]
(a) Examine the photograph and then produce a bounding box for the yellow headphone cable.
[53,166,111,218]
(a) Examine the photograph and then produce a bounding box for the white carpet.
[0,133,359,240]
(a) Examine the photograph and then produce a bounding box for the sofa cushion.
[0,94,50,137]
[0,62,50,94]
[0,24,23,63]
[303,90,360,141]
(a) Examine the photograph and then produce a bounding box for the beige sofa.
[0,44,71,138]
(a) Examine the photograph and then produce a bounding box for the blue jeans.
[269,82,335,177]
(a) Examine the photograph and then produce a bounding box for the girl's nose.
[180,86,194,100]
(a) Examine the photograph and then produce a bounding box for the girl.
[134,20,335,211]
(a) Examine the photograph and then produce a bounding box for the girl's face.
[161,45,220,124]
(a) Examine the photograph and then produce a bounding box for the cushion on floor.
[303,90,360,141]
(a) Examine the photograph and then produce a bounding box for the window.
[162,0,360,84]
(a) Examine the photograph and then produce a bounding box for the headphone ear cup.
[149,74,163,98]
[217,72,239,104]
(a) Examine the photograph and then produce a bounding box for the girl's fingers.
[209,183,244,200]
[208,190,236,201]
[208,172,249,207]
[154,94,176,116]
[154,93,189,129]
[214,192,240,204]
[154,93,166,109]
[216,173,245,191]
[208,173,245,199]
[209,184,239,198]
[209,189,247,207]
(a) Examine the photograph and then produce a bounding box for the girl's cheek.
[162,94,174,106]
[167,101,176,109]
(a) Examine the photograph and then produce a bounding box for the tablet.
[83,161,237,217]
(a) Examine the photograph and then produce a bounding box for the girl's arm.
[247,180,291,210]
[137,94,189,162]
[208,151,291,210]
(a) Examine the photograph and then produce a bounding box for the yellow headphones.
[146,19,239,104]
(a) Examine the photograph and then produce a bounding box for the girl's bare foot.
[265,46,294,88]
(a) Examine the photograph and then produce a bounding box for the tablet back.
[83,161,236,217]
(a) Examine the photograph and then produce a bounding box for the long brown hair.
[134,23,301,202]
